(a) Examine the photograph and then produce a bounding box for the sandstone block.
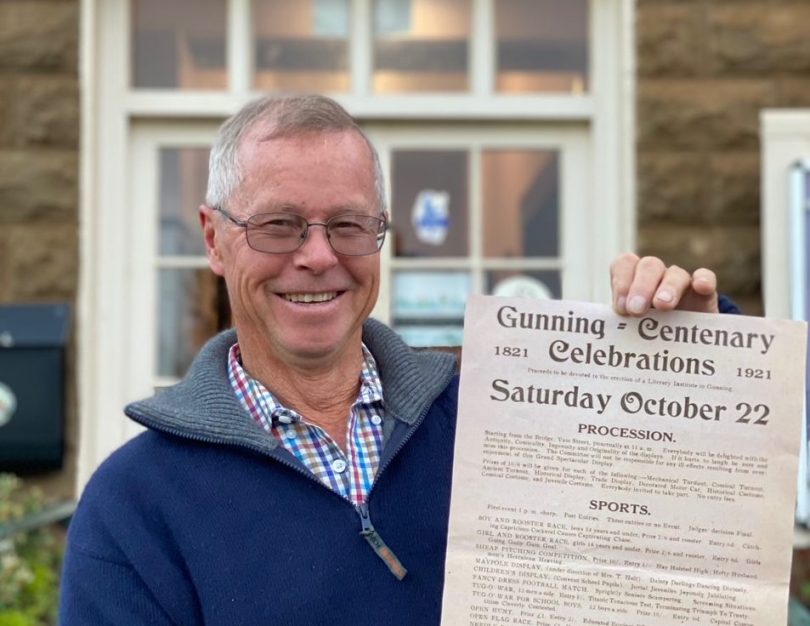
[637,79,775,150]
[0,2,79,73]
[776,78,810,108]
[637,152,709,225]
[0,78,10,147]
[6,222,78,300]
[638,151,759,226]
[707,152,760,225]
[637,225,760,297]
[7,77,79,148]
[709,5,810,76]
[636,0,702,5]
[636,5,707,77]
[0,233,8,300]
[0,150,78,220]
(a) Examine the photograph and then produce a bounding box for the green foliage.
[0,474,63,626]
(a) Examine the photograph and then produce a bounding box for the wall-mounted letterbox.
[0,304,70,472]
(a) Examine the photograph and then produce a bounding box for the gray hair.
[206,94,386,214]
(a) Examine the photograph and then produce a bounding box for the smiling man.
[59,95,732,625]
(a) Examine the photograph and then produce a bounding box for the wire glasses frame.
[214,207,389,256]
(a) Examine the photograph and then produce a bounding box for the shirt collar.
[227,342,384,428]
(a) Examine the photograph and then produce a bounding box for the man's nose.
[293,224,338,271]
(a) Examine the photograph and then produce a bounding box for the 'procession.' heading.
[495,304,775,378]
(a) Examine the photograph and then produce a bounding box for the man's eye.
[255,218,300,232]
[331,219,367,234]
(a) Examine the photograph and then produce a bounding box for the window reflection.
[132,0,227,89]
[495,0,589,93]
[373,0,471,93]
[253,0,350,92]
[157,270,230,378]
[391,150,469,258]
[159,148,209,256]
[486,270,561,299]
[392,270,470,346]
[483,150,560,258]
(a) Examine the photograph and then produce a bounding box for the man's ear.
[200,204,225,276]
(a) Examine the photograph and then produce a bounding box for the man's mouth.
[283,291,339,304]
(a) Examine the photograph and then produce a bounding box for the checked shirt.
[227,343,385,505]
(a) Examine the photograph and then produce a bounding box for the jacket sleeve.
[718,294,741,314]
[58,441,203,626]
[59,545,178,626]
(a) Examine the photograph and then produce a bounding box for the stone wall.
[636,0,810,315]
[0,0,80,498]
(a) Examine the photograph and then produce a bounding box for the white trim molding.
[760,110,810,318]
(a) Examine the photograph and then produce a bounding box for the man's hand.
[610,253,719,316]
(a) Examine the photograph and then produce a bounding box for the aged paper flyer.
[442,296,807,626]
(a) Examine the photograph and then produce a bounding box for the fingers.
[691,267,717,296]
[612,254,671,316]
[687,267,720,313]
[650,265,692,312]
[611,255,720,316]
[610,252,640,314]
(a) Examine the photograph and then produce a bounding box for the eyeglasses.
[214,207,388,256]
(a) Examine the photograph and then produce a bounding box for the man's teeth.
[284,292,338,303]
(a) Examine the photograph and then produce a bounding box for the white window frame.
[760,110,810,525]
[78,0,636,490]
[367,123,593,323]
[761,111,810,317]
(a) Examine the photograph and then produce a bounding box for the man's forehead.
[237,127,373,170]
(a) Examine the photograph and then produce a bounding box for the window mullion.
[351,0,372,96]
[470,145,484,294]
[471,0,494,96]
[228,0,253,93]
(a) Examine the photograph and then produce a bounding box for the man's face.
[201,129,382,366]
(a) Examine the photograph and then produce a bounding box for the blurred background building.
[0,0,808,502]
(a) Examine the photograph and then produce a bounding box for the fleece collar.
[125,319,458,455]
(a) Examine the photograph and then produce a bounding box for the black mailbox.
[0,304,70,472]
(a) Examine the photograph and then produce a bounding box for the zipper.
[356,501,407,580]
[131,385,444,582]
[349,398,440,580]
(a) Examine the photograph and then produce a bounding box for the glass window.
[486,270,561,299]
[373,0,471,93]
[131,0,227,89]
[391,150,468,257]
[495,0,589,94]
[157,270,230,378]
[482,149,559,258]
[253,0,350,92]
[392,270,470,346]
[159,148,209,256]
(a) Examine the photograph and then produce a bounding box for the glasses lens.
[327,215,386,256]
[242,213,386,255]
[245,213,307,253]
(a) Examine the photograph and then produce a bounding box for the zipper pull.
[356,503,408,580]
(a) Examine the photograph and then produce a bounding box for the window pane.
[392,270,470,346]
[157,269,230,378]
[483,150,559,258]
[159,148,209,256]
[132,0,227,89]
[253,0,350,92]
[373,0,471,93]
[495,0,589,94]
[391,150,468,257]
[486,270,561,300]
